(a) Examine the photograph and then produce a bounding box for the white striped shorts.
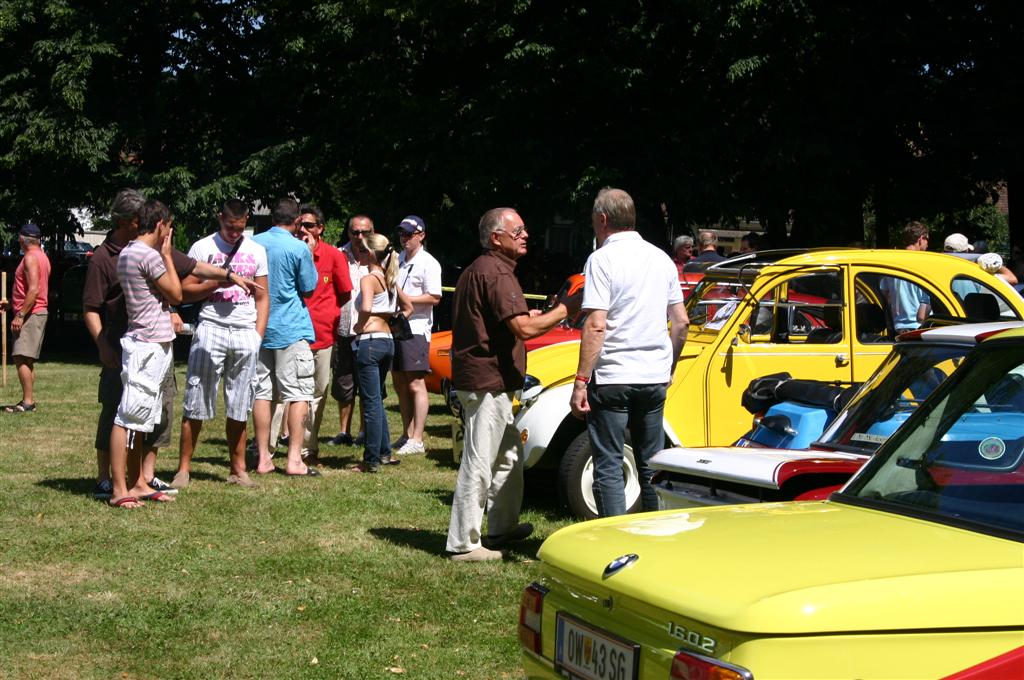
[182,322,262,422]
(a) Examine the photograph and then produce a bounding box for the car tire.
[558,431,641,520]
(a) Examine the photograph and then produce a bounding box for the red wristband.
[574,374,591,384]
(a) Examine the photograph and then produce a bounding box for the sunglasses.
[350,229,372,236]
[299,221,320,229]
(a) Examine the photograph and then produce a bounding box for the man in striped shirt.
[172,199,269,488]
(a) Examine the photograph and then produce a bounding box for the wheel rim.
[580,445,641,516]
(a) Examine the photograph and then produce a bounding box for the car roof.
[897,320,1024,345]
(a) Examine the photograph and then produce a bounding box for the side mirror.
[736,323,752,345]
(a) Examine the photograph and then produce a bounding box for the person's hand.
[569,383,590,419]
[11,313,23,333]
[528,308,542,318]
[301,231,315,253]
[98,338,121,369]
[160,224,174,257]
[0,298,8,312]
[170,312,185,334]
[228,273,264,294]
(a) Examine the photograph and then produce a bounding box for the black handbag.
[388,311,413,341]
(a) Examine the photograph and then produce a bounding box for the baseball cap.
[397,215,426,233]
[19,223,41,238]
[943,233,973,252]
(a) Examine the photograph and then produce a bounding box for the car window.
[686,280,749,331]
[856,273,950,336]
[950,276,1021,322]
[843,345,1024,536]
[747,270,844,344]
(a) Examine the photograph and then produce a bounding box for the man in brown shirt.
[446,207,579,561]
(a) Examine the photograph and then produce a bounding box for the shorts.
[114,336,174,433]
[96,361,176,450]
[393,333,430,373]
[330,335,357,403]
[255,340,315,402]
[12,312,47,359]
[182,322,261,422]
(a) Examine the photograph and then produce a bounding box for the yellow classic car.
[520,326,1024,679]
[513,249,1024,518]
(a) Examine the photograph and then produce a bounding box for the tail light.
[670,649,753,680]
[518,583,547,654]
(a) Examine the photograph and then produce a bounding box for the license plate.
[555,612,639,680]
[451,420,464,465]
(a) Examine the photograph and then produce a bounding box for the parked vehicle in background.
[520,324,1024,679]
[511,248,1024,518]
[651,320,1024,508]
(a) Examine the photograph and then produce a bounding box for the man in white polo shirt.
[392,215,442,455]
[569,187,689,517]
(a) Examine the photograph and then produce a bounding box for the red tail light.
[670,649,753,680]
[518,583,546,654]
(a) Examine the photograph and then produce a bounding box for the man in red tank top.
[1,223,51,413]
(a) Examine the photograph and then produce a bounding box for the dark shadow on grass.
[428,403,451,416]
[424,423,450,437]
[369,526,449,557]
[35,468,222,498]
[425,448,459,470]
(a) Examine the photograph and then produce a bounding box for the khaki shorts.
[255,340,315,402]
[12,312,47,359]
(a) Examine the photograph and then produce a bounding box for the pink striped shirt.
[117,240,173,342]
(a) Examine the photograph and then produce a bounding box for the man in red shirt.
[1,223,51,413]
[270,204,352,464]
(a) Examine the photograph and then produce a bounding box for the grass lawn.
[0,352,572,679]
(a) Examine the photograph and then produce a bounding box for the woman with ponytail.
[352,233,414,472]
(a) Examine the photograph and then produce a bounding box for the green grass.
[0,356,572,679]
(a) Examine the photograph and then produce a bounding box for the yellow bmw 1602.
[512,248,1024,518]
[519,326,1024,679]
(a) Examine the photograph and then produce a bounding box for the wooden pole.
[2,271,7,387]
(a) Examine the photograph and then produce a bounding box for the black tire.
[557,431,641,520]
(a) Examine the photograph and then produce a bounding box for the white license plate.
[555,613,638,680]
[451,421,464,465]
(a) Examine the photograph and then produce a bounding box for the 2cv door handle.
[835,353,850,366]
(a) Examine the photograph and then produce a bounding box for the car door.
[704,266,855,446]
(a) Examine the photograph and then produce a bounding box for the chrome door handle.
[835,353,850,366]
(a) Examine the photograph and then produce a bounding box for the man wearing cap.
[392,215,442,455]
[0,223,51,413]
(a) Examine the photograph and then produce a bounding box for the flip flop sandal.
[109,496,144,509]
[284,467,321,477]
[2,401,36,413]
[141,491,175,502]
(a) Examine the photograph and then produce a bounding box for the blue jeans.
[586,382,667,517]
[355,337,394,466]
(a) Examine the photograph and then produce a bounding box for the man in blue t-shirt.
[881,221,932,331]
[251,197,320,478]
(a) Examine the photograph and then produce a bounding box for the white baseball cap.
[943,233,973,252]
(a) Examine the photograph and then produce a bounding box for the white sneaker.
[396,439,425,455]
[149,476,179,496]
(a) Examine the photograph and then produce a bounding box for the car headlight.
[521,374,543,403]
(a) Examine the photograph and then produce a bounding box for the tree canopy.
[2,0,1021,260]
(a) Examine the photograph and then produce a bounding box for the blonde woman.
[353,233,414,472]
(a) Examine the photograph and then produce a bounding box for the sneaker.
[148,476,178,496]
[353,432,365,446]
[93,479,113,500]
[450,547,504,562]
[393,434,409,449]
[279,434,290,446]
[329,432,354,446]
[396,439,425,455]
[484,522,534,549]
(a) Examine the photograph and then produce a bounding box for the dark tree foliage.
[1,0,1021,259]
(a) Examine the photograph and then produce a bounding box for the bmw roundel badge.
[602,553,639,579]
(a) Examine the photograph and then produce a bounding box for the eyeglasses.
[299,221,320,229]
[399,231,421,239]
[350,229,372,236]
[496,225,527,239]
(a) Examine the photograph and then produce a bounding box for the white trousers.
[446,390,524,553]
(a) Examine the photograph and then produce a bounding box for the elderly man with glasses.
[445,207,580,561]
